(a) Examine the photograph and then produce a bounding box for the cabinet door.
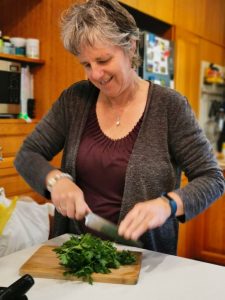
[174,27,200,115]
[178,172,225,265]
[174,0,225,46]
[137,0,174,24]
[0,121,46,203]
[193,190,225,265]
[200,38,225,67]
[202,0,225,47]
[174,0,205,38]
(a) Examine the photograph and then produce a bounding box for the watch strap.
[161,193,177,218]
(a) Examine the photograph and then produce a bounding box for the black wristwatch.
[161,193,177,218]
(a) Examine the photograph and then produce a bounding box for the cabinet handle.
[0,146,3,161]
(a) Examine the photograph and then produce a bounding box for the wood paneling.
[200,38,225,66]
[193,187,225,265]
[0,120,46,203]
[174,0,225,46]
[203,0,225,47]
[0,0,85,118]
[174,27,201,115]
[137,0,174,24]
[174,0,206,38]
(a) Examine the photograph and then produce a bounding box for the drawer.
[0,171,31,196]
[0,120,37,157]
[0,156,14,170]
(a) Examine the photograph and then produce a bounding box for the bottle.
[26,38,40,59]
[0,30,3,53]
[2,35,12,54]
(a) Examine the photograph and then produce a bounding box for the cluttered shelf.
[201,90,224,97]
[0,53,44,65]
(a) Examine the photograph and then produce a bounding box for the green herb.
[53,233,136,284]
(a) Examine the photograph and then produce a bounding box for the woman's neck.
[102,74,142,108]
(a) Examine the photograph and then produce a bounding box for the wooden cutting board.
[19,245,142,285]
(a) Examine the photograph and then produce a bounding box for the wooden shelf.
[203,81,225,88]
[0,53,44,65]
[0,118,39,124]
[202,90,224,97]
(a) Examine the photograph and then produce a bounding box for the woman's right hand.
[49,177,91,220]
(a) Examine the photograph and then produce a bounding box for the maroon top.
[76,103,143,234]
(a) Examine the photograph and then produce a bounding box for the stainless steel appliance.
[0,59,21,115]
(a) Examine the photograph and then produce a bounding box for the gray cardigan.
[14,80,225,255]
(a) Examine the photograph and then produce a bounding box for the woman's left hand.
[118,197,172,241]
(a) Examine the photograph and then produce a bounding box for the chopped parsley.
[53,233,136,284]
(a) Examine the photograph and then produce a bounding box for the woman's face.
[77,41,135,99]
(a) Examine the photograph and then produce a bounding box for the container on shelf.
[26,38,40,59]
[10,37,26,56]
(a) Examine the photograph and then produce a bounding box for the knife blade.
[85,212,143,248]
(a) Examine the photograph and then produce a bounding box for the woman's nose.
[89,65,104,81]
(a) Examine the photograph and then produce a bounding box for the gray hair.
[60,0,141,68]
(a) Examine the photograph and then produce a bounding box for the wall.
[0,0,85,119]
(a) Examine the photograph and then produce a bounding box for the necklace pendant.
[116,120,120,126]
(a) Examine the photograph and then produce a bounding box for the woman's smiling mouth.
[99,76,113,86]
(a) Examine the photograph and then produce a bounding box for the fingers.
[118,203,152,240]
[50,181,91,220]
[73,197,91,220]
[118,199,169,241]
[55,194,90,220]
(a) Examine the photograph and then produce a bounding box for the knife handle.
[0,274,34,300]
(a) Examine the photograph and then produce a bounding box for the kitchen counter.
[1,234,225,300]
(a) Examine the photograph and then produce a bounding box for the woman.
[14,0,224,255]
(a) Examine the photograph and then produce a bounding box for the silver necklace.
[108,99,131,127]
[115,115,121,127]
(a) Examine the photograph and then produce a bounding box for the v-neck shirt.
[76,103,144,226]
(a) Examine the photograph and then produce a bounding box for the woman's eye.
[83,64,91,69]
[98,58,111,64]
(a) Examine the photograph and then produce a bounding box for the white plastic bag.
[0,188,54,257]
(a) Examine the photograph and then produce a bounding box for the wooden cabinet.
[193,189,225,265]
[137,0,174,24]
[200,38,225,67]
[120,0,174,24]
[202,0,225,47]
[178,170,225,265]
[174,27,201,115]
[174,0,225,46]
[174,0,206,39]
[0,0,85,119]
[0,120,46,203]
[178,172,225,265]
[122,0,225,46]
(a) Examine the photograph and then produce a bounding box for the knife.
[85,212,143,248]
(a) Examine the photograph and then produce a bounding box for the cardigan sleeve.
[168,94,225,221]
[14,89,69,198]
